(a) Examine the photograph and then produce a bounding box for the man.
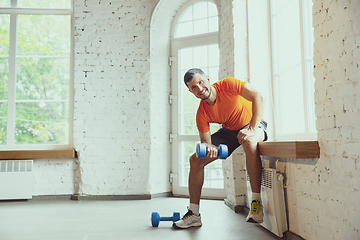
[173,68,268,229]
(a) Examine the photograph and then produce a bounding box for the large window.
[247,0,316,141]
[0,0,73,149]
[171,0,224,198]
[271,0,316,140]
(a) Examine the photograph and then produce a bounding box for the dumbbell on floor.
[196,143,228,159]
[151,212,180,227]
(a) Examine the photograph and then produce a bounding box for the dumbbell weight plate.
[196,143,207,158]
[151,212,160,227]
[218,145,228,159]
[173,212,180,222]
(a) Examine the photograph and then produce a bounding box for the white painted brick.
[33,159,75,196]
[316,115,336,130]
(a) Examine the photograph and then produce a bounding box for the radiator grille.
[0,160,33,173]
[262,169,273,189]
[246,169,273,189]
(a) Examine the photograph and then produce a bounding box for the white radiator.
[246,168,288,237]
[0,160,33,200]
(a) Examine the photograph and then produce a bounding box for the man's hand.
[203,143,219,159]
[237,127,257,145]
[199,131,219,159]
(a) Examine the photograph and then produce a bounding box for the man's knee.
[241,137,259,151]
[190,153,210,169]
[190,154,201,168]
[242,128,264,149]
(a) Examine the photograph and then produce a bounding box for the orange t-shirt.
[196,77,253,133]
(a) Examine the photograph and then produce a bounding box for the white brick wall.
[286,0,360,239]
[232,0,249,80]
[218,0,235,78]
[33,159,75,196]
[73,0,162,196]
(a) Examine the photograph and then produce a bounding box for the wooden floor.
[0,197,283,240]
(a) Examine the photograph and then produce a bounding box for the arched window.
[170,1,224,198]
[174,1,218,38]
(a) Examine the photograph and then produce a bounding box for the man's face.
[186,73,211,100]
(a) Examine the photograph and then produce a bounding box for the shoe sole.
[246,218,263,224]
[172,223,202,229]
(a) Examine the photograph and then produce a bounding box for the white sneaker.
[173,209,202,229]
[246,199,263,223]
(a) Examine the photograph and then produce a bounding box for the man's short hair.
[184,68,206,87]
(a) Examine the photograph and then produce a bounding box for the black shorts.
[210,121,268,157]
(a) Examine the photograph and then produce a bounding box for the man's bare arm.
[241,83,264,130]
[238,83,264,144]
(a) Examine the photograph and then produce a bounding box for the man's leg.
[243,140,262,194]
[188,154,216,204]
[173,154,217,229]
[188,154,204,205]
[174,128,241,229]
[241,127,265,223]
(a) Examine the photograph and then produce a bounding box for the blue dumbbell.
[196,143,228,159]
[151,212,180,227]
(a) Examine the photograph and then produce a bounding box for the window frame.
[0,1,74,150]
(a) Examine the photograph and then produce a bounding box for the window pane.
[193,45,208,68]
[272,0,301,75]
[208,44,219,67]
[0,102,7,144]
[0,57,8,100]
[183,113,196,134]
[0,14,10,55]
[16,57,70,101]
[180,84,200,134]
[193,2,208,20]
[17,15,70,55]
[179,48,193,71]
[0,15,10,100]
[303,0,316,133]
[194,18,208,35]
[204,161,224,188]
[208,16,218,32]
[271,0,306,136]
[175,1,218,38]
[0,0,10,7]
[274,65,305,134]
[15,102,69,144]
[208,2,218,17]
[179,141,192,187]
[18,0,71,8]
[176,22,193,38]
[179,6,193,23]
[208,67,219,84]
